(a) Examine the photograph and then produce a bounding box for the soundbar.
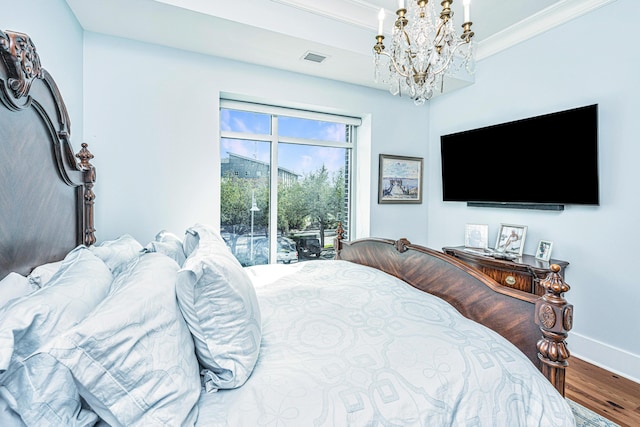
[467,202,565,211]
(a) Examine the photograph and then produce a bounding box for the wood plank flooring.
[565,357,640,427]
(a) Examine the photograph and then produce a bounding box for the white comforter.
[196,260,575,426]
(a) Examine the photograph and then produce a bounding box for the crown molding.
[270,0,382,32]
[476,0,617,60]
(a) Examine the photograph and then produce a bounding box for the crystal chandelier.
[373,0,476,105]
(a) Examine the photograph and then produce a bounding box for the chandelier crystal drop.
[373,0,476,105]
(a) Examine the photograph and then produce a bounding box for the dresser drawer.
[479,267,533,293]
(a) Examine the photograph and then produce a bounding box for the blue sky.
[220,109,349,176]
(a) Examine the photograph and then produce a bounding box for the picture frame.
[535,240,554,261]
[464,223,489,249]
[378,154,423,204]
[494,223,527,256]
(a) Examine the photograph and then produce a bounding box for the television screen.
[440,104,599,207]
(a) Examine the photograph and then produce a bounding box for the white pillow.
[177,223,262,391]
[26,261,63,288]
[89,234,143,274]
[0,246,113,373]
[183,223,227,258]
[44,253,200,427]
[143,229,186,266]
[0,273,37,309]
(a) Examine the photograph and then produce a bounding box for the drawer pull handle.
[505,275,516,286]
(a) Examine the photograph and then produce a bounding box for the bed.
[0,29,575,426]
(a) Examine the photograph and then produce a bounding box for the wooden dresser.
[442,246,569,295]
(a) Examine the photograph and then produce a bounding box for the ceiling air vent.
[302,51,328,64]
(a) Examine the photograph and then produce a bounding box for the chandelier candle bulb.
[463,0,471,22]
[378,8,385,35]
[398,0,405,10]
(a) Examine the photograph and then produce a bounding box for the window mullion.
[220,131,272,142]
[269,116,279,263]
[278,136,352,149]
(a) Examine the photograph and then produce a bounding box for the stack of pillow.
[0,224,262,426]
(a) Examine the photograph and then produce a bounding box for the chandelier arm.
[376,51,412,79]
[402,28,412,48]
[434,22,448,51]
[431,41,466,75]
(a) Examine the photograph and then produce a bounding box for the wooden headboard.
[0,29,95,280]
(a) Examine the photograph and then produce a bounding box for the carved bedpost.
[535,264,573,396]
[76,143,96,246]
[336,221,344,242]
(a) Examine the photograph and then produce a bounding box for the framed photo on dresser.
[464,224,489,249]
[535,240,553,261]
[495,223,527,256]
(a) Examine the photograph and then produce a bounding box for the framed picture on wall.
[494,223,527,256]
[535,240,553,261]
[378,154,423,204]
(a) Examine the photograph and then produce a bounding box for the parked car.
[276,237,298,264]
[295,237,322,258]
[228,235,299,265]
[252,236,299,265]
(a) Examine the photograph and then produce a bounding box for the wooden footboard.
[335,236,572,396]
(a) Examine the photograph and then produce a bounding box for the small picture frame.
[495,223,527,256]
[535,240,553,261]
[378,154,423,204]
[464,224,489,249]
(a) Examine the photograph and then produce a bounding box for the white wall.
[2,0,83,141]
[82,33,430,246]
[427,0,640,382]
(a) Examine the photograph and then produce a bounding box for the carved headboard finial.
[336,221,344,241]
[76,142,95,169]
[394,238,411,253]
[0,29,43,102]
[535,263,573,396]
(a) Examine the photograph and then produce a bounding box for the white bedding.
[0,230,575,426]
[196,260,575,426]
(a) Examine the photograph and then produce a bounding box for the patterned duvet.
[196,260,575,426]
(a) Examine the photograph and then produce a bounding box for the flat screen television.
[440,104,599,210]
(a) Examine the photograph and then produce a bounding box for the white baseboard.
[570,332,640,384]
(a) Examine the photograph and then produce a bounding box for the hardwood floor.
[566,357,640,427]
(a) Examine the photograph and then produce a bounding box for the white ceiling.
[64,0,615,95]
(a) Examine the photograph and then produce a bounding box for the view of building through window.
[220,101,357,266]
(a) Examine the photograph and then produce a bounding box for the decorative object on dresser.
[495,223,527,256]
[378,154,423,204]
[535,239,554,261]
[443,245,569,295]
[464,223,489,249]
